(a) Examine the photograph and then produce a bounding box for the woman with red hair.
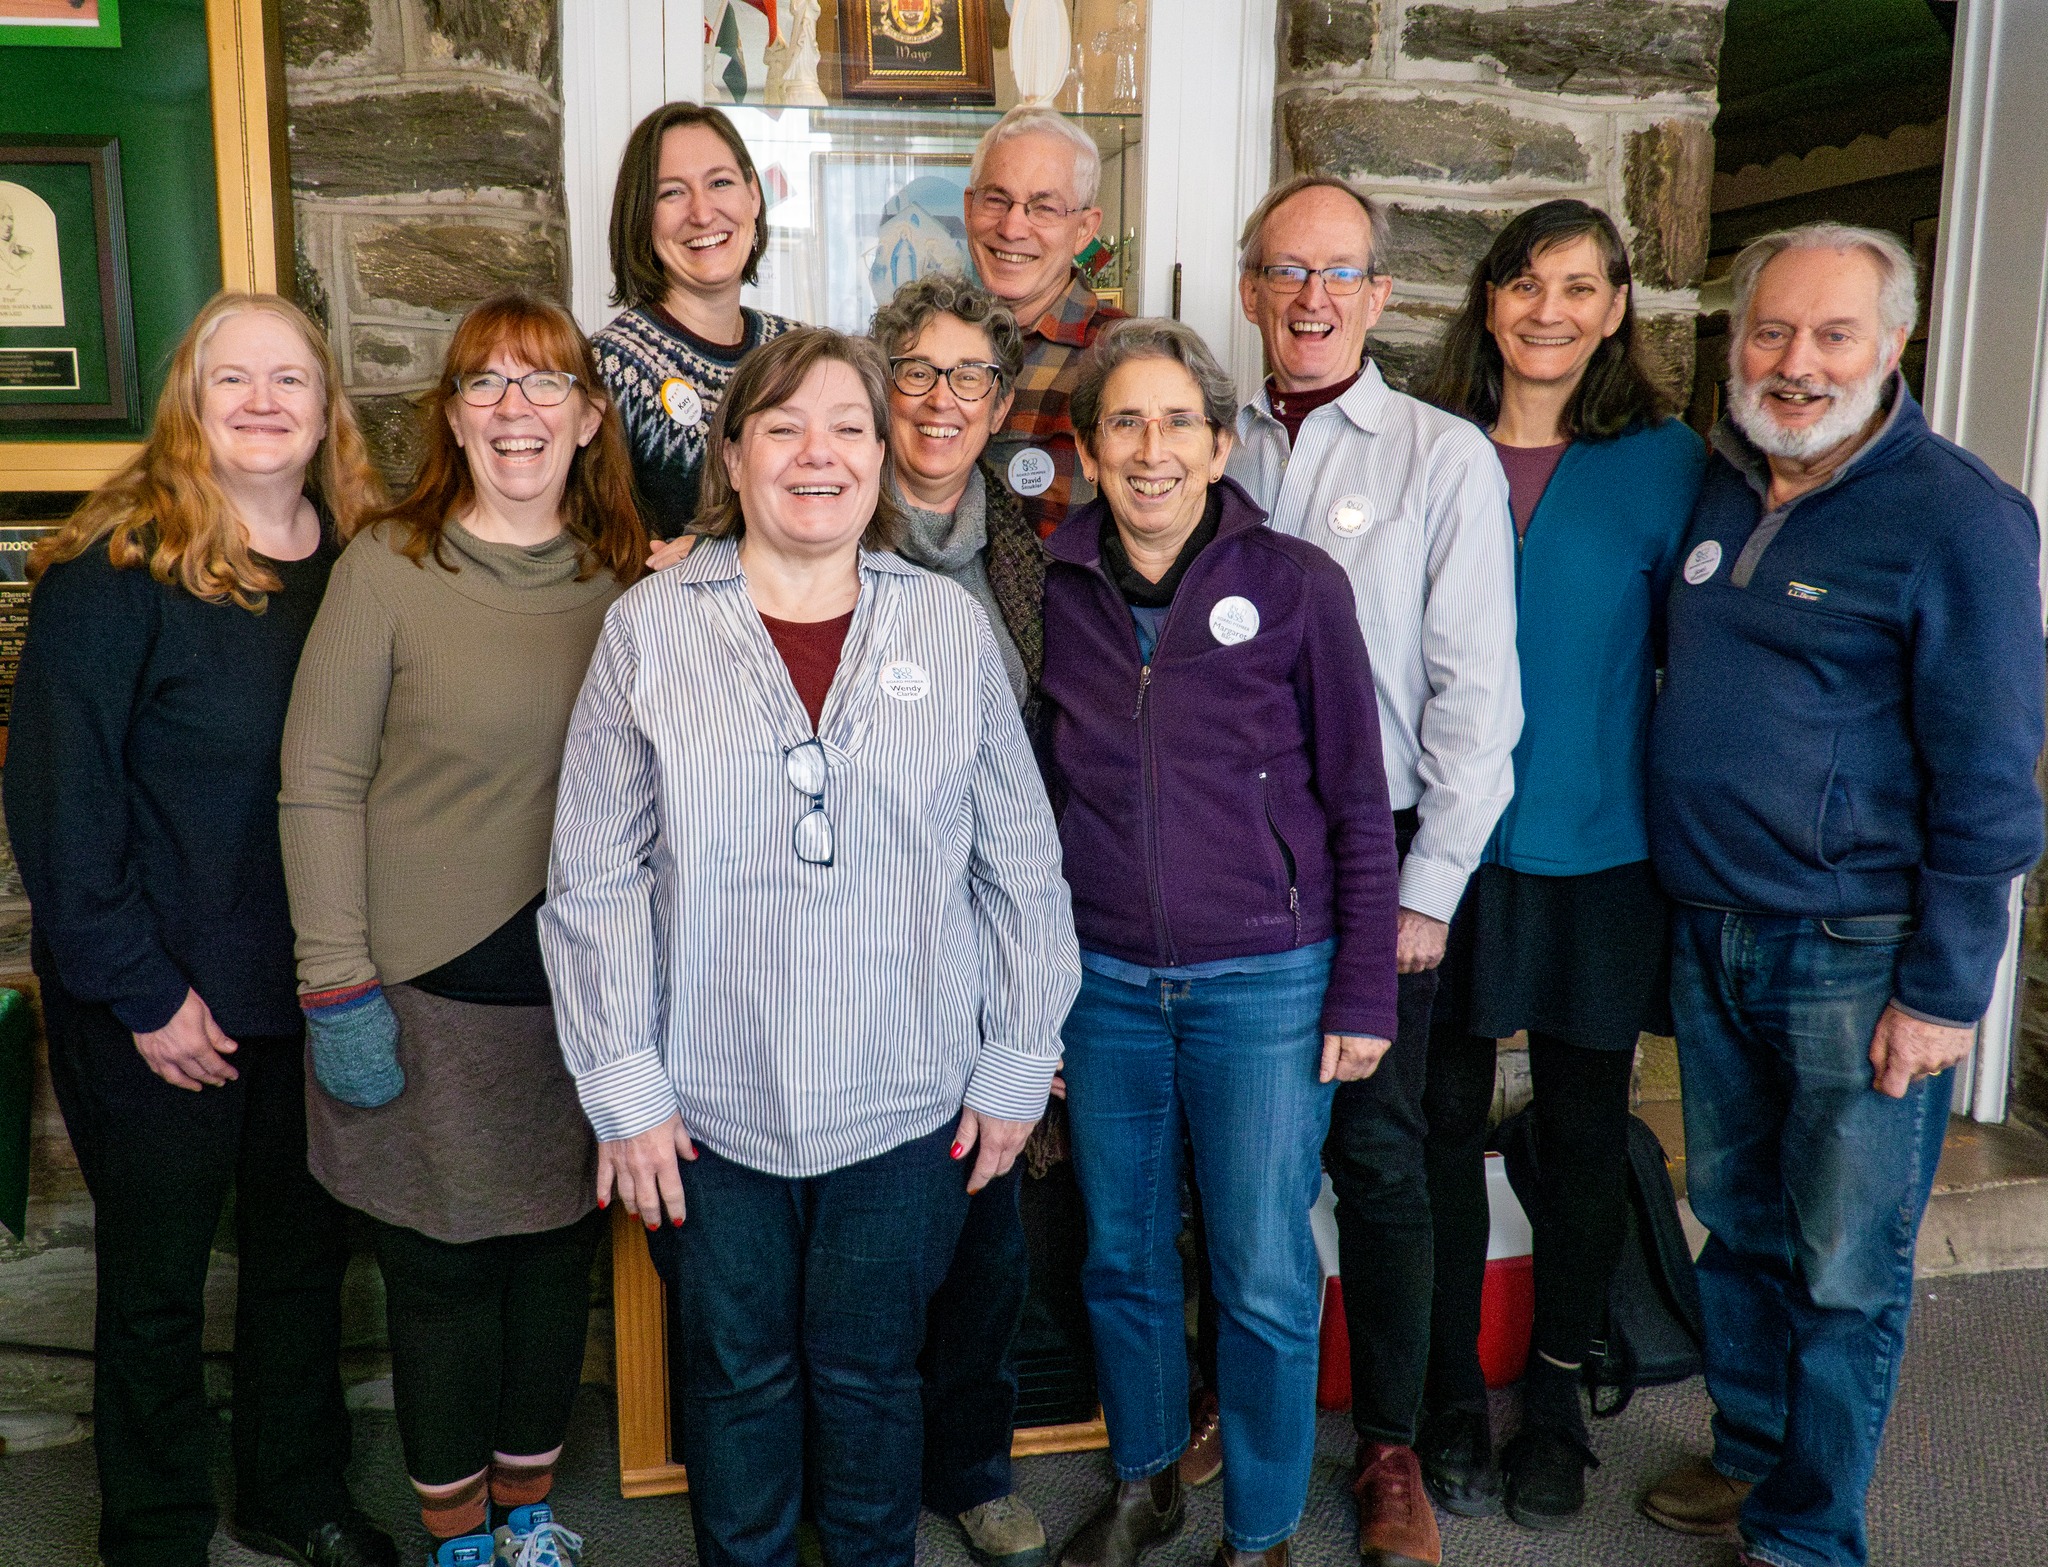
[281,292,644,1567]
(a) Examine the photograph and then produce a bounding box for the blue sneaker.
[493,1502,583,1566]
[430,1534,497,1567]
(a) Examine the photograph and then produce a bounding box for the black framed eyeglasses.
[453,370,581,408]
[889,357,1004,401]
[1257,265,1372,298]
[784,739,834,867]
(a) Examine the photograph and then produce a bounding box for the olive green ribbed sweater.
[281,520,624,997]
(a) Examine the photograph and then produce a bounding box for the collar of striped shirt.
[1241,355,1390,437]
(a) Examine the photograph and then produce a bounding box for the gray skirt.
[306,983,598,1244]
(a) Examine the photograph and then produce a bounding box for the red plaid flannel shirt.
[988,273,1127,538]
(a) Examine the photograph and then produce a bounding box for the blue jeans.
[920,1167,1028,1516]
[658,1123,969,1567]
[1062,958,1335,1551]
[1670,909,1952,1567]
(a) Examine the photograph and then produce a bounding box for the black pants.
[1422,1029,1635,1413]
[38,964,354,1567]
[1325,963,1441,1446]
[920,1166,1028,1516]
[368,1209,603,1487]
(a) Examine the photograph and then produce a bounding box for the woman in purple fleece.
[1036,317,1402,1567]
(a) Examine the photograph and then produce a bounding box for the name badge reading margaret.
[1007,447,1056,497]
[1683,539,1723,585]
[1209,596,1260,646]
[1328,495,1373,537]
[879,660,931,701]
[659,378,703,428]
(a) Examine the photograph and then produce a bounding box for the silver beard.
[1729,360,1889,460]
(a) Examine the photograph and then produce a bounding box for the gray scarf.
[892,467,1029,707]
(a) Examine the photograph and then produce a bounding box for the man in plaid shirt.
[965,107,1128,538]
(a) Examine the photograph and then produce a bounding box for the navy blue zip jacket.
[1648,380,2044,1025]
[1038,476,1400,1041]
[1487,418,1705,876]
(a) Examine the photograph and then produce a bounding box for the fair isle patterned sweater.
[592,303,799,538]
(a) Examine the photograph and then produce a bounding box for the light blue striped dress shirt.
[1228,361,1523,924]
[539,537,1081,1179]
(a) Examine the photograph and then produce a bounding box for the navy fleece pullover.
[1648,380,2044,1026]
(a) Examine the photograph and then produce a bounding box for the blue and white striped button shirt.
[539,537,1081,1179]
[1229,361,1523,923]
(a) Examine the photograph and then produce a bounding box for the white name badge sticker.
[1683,539,1724,586]
[1209,595,1260,647]
[659,378,703,428]
[1328,494,1373,537]
[879,660,931,701]
[1007,447,1056,497]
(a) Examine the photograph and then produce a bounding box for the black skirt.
[1433,860,1671,1053]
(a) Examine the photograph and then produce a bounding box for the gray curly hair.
[869,273,1026,389]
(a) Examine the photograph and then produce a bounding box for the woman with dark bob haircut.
[542,326,1079,1567]
[282,292,643,1566]
[1413,199,1706,1530]
[592,101,799,536]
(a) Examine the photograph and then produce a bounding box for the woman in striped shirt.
[541,327,1081,1567]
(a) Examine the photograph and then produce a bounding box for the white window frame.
[559,0,1280,391]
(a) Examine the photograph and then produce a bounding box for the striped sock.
[415,1469,489,1540]
[490,1447,562,1511]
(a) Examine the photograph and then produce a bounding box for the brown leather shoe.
[1353,1443,1441,1566]
[1210,1538,1288,1567]
[1057,1467,1184,1567]
[1640,1454,1751,1541]
[1178,1390,1223,1487]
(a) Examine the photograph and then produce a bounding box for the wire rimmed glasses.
[966,188,1088,227]
[1256,265,1371,298]
[452,370,581,408]
[784,738,834,868]
[889,358,1004,402]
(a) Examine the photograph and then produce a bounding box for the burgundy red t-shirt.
[1491,438,1571,539]
[1267,369,1361,448]
[759,608,855,731]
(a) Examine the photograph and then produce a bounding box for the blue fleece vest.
[1485,418,1706,877]
[1648,383,2044,1025]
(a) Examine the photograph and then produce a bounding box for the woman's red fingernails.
[598,1195,609,1209]
[950,1143,965,1160]
[671,1216,685,1226]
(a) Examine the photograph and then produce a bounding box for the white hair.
[1728,222,1919,340]
[968,106,1102,210]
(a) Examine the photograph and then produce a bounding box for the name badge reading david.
[1328,495,1373,537]
[659,378,703,428]
[1209,596,1260,646]
[1007,447,1055,497]
[879,660,931,701]
[1683,539,1723,585]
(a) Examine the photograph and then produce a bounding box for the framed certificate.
[836,0,996,104]
[0,137,137,425]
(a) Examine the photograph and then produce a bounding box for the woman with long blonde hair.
[5,292,397,1567]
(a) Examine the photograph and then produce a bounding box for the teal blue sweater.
[1486,418,1706,877]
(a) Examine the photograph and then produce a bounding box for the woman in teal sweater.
[1413,200,1707,1531]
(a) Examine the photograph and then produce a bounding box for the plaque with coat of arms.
[837,0,995,103]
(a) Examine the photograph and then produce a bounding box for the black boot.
[1417,1402,1502,1518]
[1057,1467,1184,1567]
[1503,1357,1598,1530]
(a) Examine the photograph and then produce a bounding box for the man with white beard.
[1642,223,2044,1567]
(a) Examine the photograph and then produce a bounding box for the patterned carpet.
[10,1269,2048,1566]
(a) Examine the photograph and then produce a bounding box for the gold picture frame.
[2,0,290,492]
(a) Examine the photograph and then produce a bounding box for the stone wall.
[1274,0,1728,399]
[281,0,569,482]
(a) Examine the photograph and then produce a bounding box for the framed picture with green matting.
[0,137,137,425]
[0,0,121,50]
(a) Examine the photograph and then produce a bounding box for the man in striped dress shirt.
[1228,175,1522,1567]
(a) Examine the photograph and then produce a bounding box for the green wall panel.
[4,0,220,437]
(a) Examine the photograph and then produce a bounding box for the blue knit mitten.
[301,983,405,1108]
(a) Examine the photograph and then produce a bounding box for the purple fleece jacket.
[1038,476,1400,1040]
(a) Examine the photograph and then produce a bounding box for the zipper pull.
[1133,664,1152,719]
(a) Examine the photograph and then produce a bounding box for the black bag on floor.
[1495,1108,1705,1418]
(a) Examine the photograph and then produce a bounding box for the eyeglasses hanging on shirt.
[785,739,834,867]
